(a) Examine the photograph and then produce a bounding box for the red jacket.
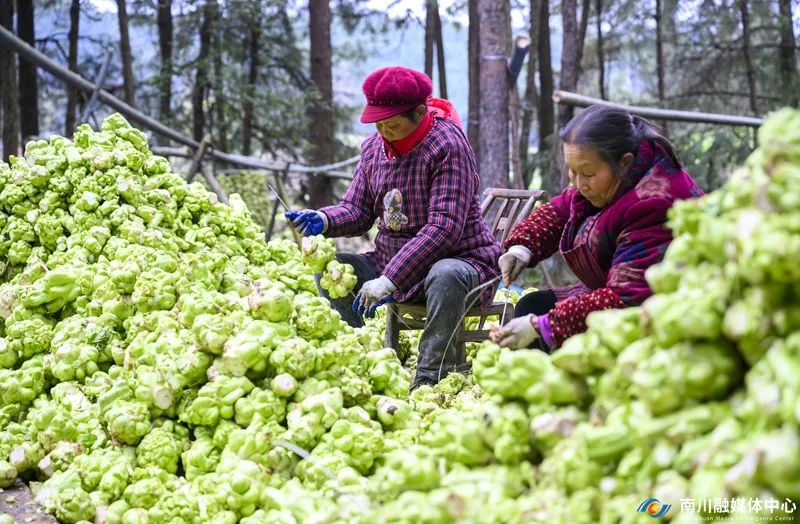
[505,139,703,347]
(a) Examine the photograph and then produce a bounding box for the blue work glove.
[284,210,327,236]
[365,296,394,319]
[352,276,397,318]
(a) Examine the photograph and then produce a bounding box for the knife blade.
[268,183,303,245]
[500,287,510,325]
[268,184,291,212]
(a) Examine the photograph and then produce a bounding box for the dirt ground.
[0,481,57,523]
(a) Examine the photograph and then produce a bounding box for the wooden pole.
[186,136,211,183]
[200,164,228,205]
[80,46,114,126]
[553,90,763,127]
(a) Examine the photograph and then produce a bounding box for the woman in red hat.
[286,66,500,390]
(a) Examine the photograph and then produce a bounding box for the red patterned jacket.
[504,140,703,347]
[320,118,501,305]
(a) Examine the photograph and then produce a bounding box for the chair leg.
[456,341,469,371]
[453,324,471,373]
[452,319,469,373]
[385,304,400,350]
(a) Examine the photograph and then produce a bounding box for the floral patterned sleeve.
[502,203,565,266]
[540,288,627,348]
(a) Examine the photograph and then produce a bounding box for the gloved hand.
[353,276,397,318]
[498,245,532,286]
[284,210,327,236]
[490,314,539,349]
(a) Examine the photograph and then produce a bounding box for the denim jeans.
[412,258,479,387]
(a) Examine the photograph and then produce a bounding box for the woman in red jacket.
[492,105,703,351]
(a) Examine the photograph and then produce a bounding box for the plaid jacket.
[319,118,501,304]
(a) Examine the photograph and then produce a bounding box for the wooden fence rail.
[553,90,764,127]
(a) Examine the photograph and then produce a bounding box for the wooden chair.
[384,187,547,354]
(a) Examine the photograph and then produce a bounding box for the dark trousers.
[512,289,557,351]
[316,253,479,388]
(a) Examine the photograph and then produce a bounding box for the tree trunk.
[576,0,590,75]
[738,0,758,115]
[595,0,605,99]
[65,0,80,135]
[306,0,334,208]
[468,0,480,157]
[192,0,213,142]
[157,0,173,125]
[557,0,579,129]
[16,0,38,139]
[778,0,798,106]
[508,9,520,188]
[477,0,510,190]
[520,0,540,186]
[0,0,18,160]
[510,87,523,189]
[538,0,556,189]
[424,0,435,79]
[655,0,668,135]
[242,16,260,156]
[433,0,447,98]
[117,0,134,105]
[212,2,227,151]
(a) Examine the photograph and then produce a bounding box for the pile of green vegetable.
[203,171,274,231]
[371,109,800,523]
[0,110,798,524]
[301,235,357,299]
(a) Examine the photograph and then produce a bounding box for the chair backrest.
[481,188,547,244]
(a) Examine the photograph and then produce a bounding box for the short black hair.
[399,104,427,122]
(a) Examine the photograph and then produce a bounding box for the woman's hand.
[352,275,396,318]
[284,210,327,236]
[489,314,539,349]
[498,245,532,286]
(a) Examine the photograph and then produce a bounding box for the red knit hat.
[360,67,433,124]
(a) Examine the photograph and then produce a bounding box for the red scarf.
[382,111,434,160]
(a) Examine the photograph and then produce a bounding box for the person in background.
[491,105,703,350]
[285,66,500,389]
